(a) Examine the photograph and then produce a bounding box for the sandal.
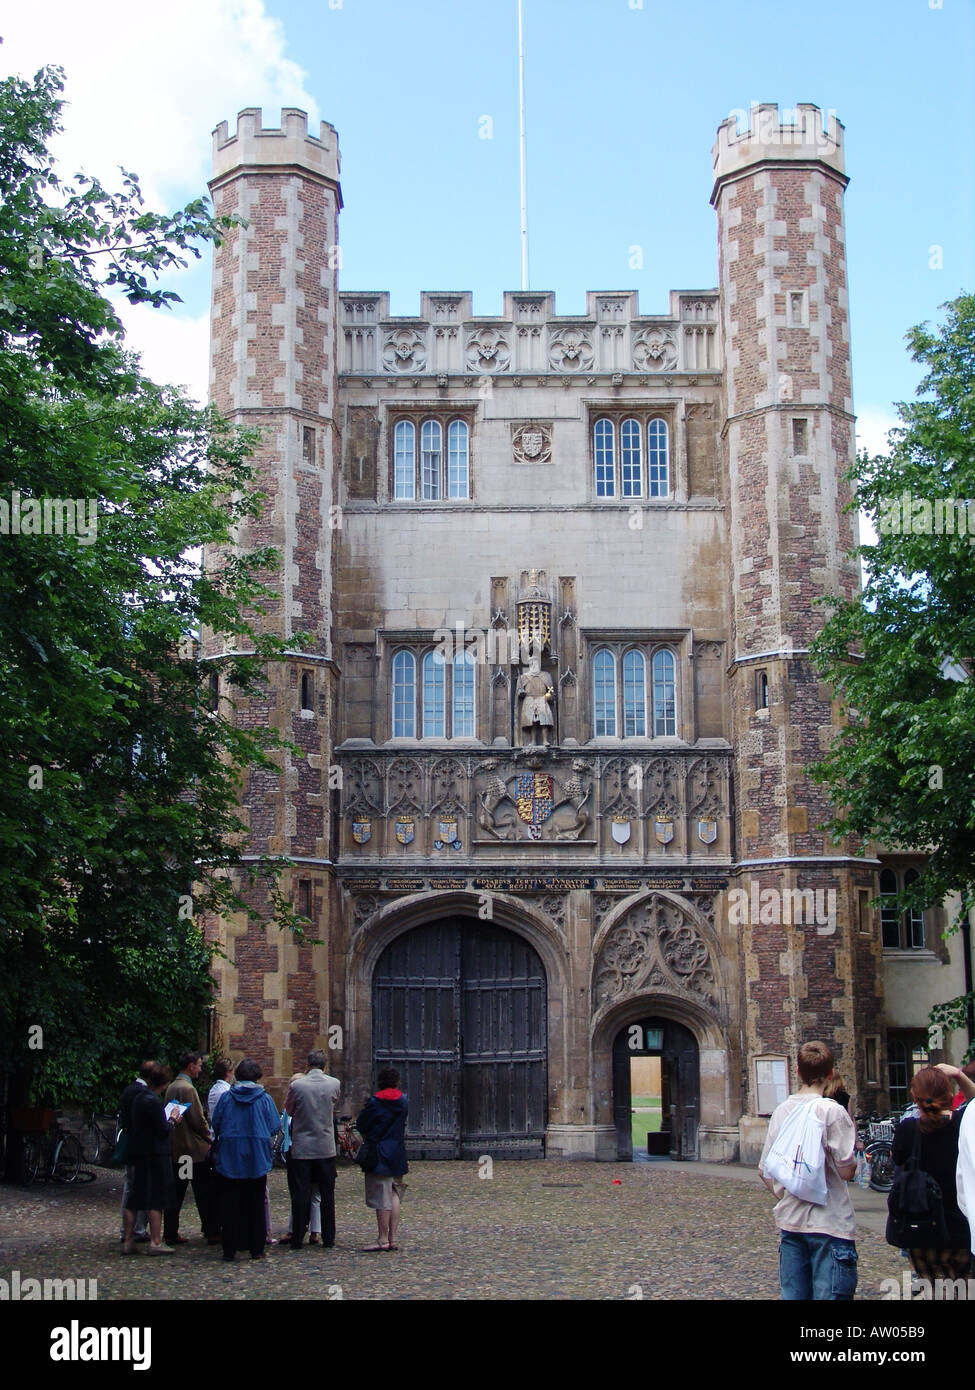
[360,1244,389,1252]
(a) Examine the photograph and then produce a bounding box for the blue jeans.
[779,1231,858,1300]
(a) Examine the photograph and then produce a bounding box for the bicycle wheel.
[53,1132,83,1183]
[868,1143,895,1192]
[81,1123,102,1165]
[20,1135,40,1187]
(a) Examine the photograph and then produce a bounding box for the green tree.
[811,292,975,1059]
[0,65,308,1124]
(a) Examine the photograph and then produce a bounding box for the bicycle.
[81,1109,119,1166]
[19,1115,84,1187]
[854,1111,897,1192]
[335,1115,362,1162]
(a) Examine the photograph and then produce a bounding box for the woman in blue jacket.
[357,1067,409,1251]
[211,1058,281,1261]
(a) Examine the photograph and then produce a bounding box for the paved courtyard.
[0,1158,906,1301]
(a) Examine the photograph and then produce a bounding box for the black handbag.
[885,1117,950,1248]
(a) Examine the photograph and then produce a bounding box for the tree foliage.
[0,66,308,1111]
[811,292,975,1056]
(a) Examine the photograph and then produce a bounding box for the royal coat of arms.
[351,818,371,845]
[433,816,462,851]
[394,817,415,846]
[514,771,554,841]
[654,817,674,846]
[698,818,717,845]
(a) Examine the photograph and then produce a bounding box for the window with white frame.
[591,644,678,737]
[592,416,670,499]
[393,417,470,500]
[391,647,476,738]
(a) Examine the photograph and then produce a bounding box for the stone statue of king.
[516,654,555,746]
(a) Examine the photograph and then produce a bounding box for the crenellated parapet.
[339,288,720,378]
[211,106,341,190]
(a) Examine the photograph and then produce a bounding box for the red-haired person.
[891,1063,975,1284]
[758,1040,858,1299]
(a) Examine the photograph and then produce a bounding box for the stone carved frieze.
[632,327,678,372]
[548,328,594,373]
[686,756,725,820]
[385,757,425,815]
[600,756,641,820]
[593,895,717,1012]
[343,757,383,815]
[429,756,469,815]
[466,327,511,373]
[643,757,682,816]
[475,754,593,843]
[382,328,427,373]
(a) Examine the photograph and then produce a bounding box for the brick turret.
[203,109,342,1095]
[712,105,883,1151]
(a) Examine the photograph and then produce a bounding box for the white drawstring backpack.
[763,1098,829,1205]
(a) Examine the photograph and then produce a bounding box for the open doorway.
[612,1016,699,1161]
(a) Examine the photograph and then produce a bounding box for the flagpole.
[517,0,529,291]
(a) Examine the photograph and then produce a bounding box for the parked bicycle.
[854,1111,898,1192]
[335,1114,362,1162]
[81,1109,120,1166]
[19,1114,84,1187]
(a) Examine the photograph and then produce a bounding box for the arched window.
[622,650,646,736]
[452,649,476,736]
[879,868,899,948]
[620,418,643,498]
[593,649,617,736]
[422,650,445,736]
[447,420,469,499]
[300,670,313,712]
[904,867,925,949]
[594,418,615,497]
[651,649,676,736]
[647,418,669,497]
[207,670,220,712]
[393,420,415,499]
[392,650,416,737]
[420,419,442,500]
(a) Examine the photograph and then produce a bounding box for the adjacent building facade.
[203,103,970,1162]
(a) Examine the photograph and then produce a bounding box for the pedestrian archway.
[611,1016,699,1161]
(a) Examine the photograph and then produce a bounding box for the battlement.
[711,103,845,200]
[338,289,721,377]
[211,107,340,187]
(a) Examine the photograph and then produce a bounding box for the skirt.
[126,1154,176,1213]
[364,1173,406,1211]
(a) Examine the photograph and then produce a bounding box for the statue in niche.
[516,653,555,746]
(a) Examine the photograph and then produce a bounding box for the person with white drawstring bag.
[758,1040,859,1299]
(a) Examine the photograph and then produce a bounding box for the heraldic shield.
[698,818,717,845]
[515,771,554,841]
[351,818,371,845]
[611,816,631,845]
[394,817,415,846]
[654,817,674,846]
[433,816,462,851]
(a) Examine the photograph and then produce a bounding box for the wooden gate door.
[372,918,547,1159]
[664,1021,700,1161]
[612,1016,700,1160]
[372,922,461,1158]
[460,922,547,1159]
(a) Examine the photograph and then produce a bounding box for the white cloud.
[854,405,900,461]
[3,0,315,394]
[114,302,211,406]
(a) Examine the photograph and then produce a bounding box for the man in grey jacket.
[285,1049,341,1249]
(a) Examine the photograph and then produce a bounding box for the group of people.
[758,1039,975,1299]
[119,1050,408,1259]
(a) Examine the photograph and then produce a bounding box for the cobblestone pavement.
[0,1160,905,1301]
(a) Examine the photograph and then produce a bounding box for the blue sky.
[5,0,974,451]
